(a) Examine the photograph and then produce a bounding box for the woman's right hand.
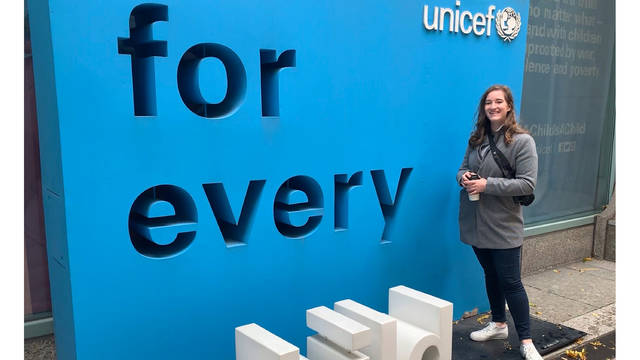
[461,171,473,186]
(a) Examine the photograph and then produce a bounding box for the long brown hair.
[468,84,528,147]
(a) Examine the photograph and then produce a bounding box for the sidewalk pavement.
[522,259,616,359]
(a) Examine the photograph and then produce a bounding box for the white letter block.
[334,299,397,360]
[235,323,303,360]
[307,334,369,360]
[306,306,371,351]
[395,321,440,360]
[389,286,453,360]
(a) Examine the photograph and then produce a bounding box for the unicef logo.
[422,3,522,44]
[496,7,521,42]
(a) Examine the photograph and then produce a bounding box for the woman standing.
[457,85,542,360]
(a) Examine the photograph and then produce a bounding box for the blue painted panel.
[28,0,529,358]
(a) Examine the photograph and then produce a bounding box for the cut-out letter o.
[177,43,247,118]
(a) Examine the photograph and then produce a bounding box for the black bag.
[486,128,535,206]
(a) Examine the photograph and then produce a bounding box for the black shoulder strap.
[486,128,516,179]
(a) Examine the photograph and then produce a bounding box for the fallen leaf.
[553,269,560,273]
[529,302,537,307]
[476,314,490,324]
[535,311,542,315]
[462,307,478,319]
[582,257,592,262]
[565,349,587,359]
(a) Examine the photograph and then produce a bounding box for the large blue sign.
[28,0,529,358]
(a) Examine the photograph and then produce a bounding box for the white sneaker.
[469,322,508,341]
[519,342,543,360]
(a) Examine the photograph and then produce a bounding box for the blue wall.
[28,0,529,358]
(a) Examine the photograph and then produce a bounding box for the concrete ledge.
[24,334,56,360]
[593,188,615,259]
[604,220,615,261]
[522,225,594,275]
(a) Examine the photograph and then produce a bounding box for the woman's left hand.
[465,178,487,195]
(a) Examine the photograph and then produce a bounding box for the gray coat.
[456,131,538,249]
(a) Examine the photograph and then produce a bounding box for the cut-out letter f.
[118,4,168,116]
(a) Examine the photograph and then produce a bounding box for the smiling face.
[484,89,511,128]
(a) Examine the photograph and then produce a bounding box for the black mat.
[452,312,586,360]
[548,331,615,360]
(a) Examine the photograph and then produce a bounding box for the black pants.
[473,246,531,341]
